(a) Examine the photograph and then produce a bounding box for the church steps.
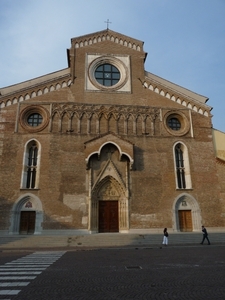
[0,233,224,249]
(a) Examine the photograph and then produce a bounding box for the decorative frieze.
[51,103,161,136]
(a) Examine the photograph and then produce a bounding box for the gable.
[70,29,145,54]
[0,29,212,121]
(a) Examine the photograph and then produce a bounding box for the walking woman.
[162,228,169,246]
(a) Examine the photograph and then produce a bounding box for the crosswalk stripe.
[0,290,20,295]
[0,276,36,280]
[0,272,41,275]
[0,251,65,299]
[0,268,46,271]
[0,282,29,287]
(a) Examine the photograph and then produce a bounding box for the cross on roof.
[105,19,112,29]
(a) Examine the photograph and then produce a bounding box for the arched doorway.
[9,194,43,235]
[173,193,202,232]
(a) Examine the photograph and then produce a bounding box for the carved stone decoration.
[51,102,161,136]
[25,201,32,208]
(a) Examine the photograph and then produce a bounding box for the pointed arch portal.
[85,133,133,233]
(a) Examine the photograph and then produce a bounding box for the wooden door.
[99,201,119,233]
[178,210,193,232]
[19,211,36,234]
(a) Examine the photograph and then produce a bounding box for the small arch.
[6,100,11,106]
[176,98,181,104]
[50,85,55,92]
[0,102,5,108]
[193,106,197,112]
[25,94,30,100]
[187,103,192,109]
[62,81,67,88]
[166,93,170,99]
[182,100,187,106]
[154,87,159,93]
[198,108,203,115]
[37,90,42,96]
[31,91,36,98]
[56,83,61,90]
[171,95,176,101]
[12,97,18,104]
[160,90,165,96]
[149,84,154,91]
[204,111,209,117]
[44,87,48,94]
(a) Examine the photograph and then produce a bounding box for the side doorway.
[99,201,119,233]
[19,211,36,234]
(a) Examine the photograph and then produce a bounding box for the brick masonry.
[0,29,224,234]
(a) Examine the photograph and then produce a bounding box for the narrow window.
[175,143,186,188]
[26,143,38,188]
[21,140,40,189]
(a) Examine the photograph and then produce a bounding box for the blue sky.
[0,0,225,132]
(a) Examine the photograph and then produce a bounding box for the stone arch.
[9,193,43,234]
[172,193,201,232]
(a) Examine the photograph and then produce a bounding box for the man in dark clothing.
[200,225,210,245]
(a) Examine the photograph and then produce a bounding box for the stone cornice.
[142,72,211,118]
[70,29,144,53]
[0,72,72,108]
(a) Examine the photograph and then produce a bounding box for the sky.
[0,0,225,132]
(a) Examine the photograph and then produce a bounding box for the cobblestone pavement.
[1,245,225,299]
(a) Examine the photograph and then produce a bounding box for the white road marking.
[0,251,65,299]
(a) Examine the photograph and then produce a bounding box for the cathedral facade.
[0,29,225,235]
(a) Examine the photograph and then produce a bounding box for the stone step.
[0,232,223,249]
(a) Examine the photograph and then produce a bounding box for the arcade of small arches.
[0,78,72,108]
[73,33,142,52]
[142,80,210,117]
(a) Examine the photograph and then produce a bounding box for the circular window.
[94,64,120,87]
[88,56,128,91]
[168,117,181,131]
[164,111,190,136]
[27,113,43,127]
[20,106,49,132]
